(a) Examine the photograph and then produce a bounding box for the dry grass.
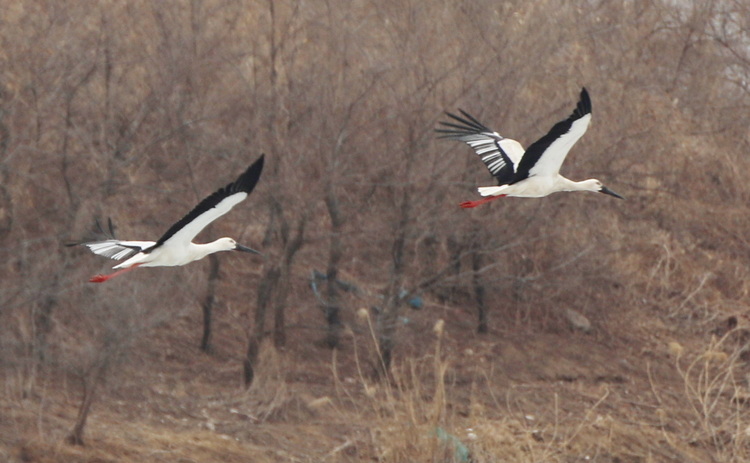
[3,303,749,462]
[671,332,750,461]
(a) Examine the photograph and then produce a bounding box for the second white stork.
[72,155,265,283]
[437,88,623,208]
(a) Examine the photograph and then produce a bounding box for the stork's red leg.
[89,264,142,283]
[459,195,506,208]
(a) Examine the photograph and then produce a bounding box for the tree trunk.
[323,184,344,348]
[471,248,488,333]
[244,264,279,386]
[200,254,220,353]
[0,115,10,238]
[377,196,409,376]
[273,214,306,348]
[66,361,108,446]
[272,268,289,348]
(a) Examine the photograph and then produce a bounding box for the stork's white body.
[101,238,239,269]
[478,177,604,199]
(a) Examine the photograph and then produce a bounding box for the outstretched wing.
[514,88,592,181]
[80,239,155,260]
[437,110,524,186]
[435,109,524,185]
[151,154,265,250]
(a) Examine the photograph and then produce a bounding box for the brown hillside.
[3,1,750,461]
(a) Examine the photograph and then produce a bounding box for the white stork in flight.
[437,88,623,208]
[71,155,265,283]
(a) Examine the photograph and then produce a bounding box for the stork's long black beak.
[600,186,624,200]
[235,243,262,255]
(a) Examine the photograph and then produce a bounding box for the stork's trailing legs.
[459,195,506,209]
[89,264,142,283]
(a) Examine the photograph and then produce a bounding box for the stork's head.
[581,179,624,199]
[217,237,262,255]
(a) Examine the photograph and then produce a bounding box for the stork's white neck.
[190,238,236,261]
[559,177,601,193]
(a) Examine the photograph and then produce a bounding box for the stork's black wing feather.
[513,88,592,181]
[151,154,265,250]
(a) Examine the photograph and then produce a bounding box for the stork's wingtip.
[577,87,592,115]
[247,154,265,177]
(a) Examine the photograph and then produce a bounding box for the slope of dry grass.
[4,289,750,462]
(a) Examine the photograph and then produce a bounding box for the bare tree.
[66,324,129,446]
[244,197,307,385]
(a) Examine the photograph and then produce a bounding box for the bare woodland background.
[3,0,750,461]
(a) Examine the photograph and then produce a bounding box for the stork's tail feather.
[478,186,507,197]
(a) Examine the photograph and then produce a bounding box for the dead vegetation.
[3,0,750,461]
